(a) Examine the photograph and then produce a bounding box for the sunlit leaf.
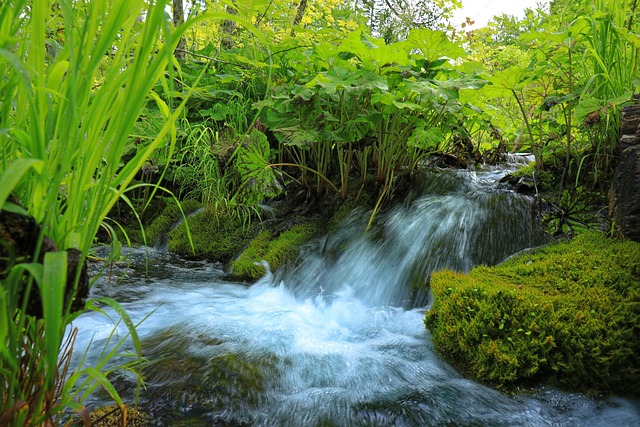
[406,28,466,62]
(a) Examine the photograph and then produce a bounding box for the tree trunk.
[222,4,237,49]
[290,0,308,37]
[173,0,185,60]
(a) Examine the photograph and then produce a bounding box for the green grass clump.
[167,209,255,262]
[232,221,324,280]
[424,232,640,396]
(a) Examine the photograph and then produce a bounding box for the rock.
[621,104,640,135]
[620,134,640,152]
[0,210,89,317]
[610,105,640,242]
[611,145,640,242]
[498,173,537,195]
[609,105,640,242]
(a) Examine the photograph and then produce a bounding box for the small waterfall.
[285,169,545,307]
[70,167,639,427]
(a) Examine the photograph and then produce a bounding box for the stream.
[73,167,640,426]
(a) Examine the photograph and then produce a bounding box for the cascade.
[72,166,640,426]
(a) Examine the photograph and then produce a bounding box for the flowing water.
[73,168,640,426]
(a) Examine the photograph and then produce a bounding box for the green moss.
[145,199,202,246]
[511,163,556,192]
[232,221,324,280]
[424,232,640,396]
[167,209,255,262]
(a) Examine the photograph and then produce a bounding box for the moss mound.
[231,220,324,280]
[424,232,640,396]
[167,209,256,262]
[145,199,202,246]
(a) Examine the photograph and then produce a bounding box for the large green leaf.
[236,131,282,201]
[480,66,531,99]
[338,31,411,71]
[406,28,466,62]
[408,125,445,150]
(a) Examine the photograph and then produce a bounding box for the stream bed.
[73,169,640,426]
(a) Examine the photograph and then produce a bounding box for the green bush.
[424,232,640,396]
[232,221,324,280]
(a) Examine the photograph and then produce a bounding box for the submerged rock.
[74,405,149,427]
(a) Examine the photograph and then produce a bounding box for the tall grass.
[0,0,192,424]
[575,0,639,185]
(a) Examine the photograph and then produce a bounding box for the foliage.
[139,0,640,236]
[541,186,605,238]
[461,0,640,188]
[232,221,325,280]
[354,0,462,43]
[425,232,640,395]
[171,119,279,228]
[0,0,197,424]
[182,0,358,51]
[259,28,478,221]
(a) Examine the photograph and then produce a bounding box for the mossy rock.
[424,231,640,396]
[167,209,256,262]
[145,199,203,246]
[231,220,325,280]
[509,163,556,193]
[135,326,278,425]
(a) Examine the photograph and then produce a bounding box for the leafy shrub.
[425,232,640,396]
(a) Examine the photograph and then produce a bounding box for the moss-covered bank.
[145,199,202,246]
[424,232,640,396]
[231,220,325,280]
[167,210,256,263]
[144,202,336,277]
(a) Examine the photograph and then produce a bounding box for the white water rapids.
[72,168,640,426]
